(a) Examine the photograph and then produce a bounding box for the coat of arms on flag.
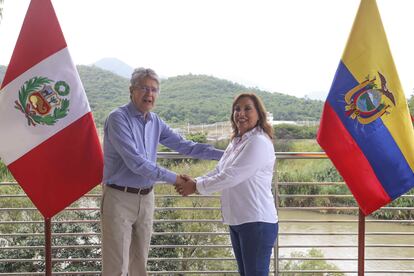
[14,77,70,126]
[317,0,414,215]
[344,72,395,124]
[0,0,103,219]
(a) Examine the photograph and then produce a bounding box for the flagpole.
[358,208,365,276]
[45,217,52,276]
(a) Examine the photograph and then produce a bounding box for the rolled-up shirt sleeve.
[196,136,274,195]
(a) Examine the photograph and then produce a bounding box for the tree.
[280,249,344,276]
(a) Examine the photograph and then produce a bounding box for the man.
[101,67,223,276]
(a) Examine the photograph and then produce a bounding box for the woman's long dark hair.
[230,93,274,140]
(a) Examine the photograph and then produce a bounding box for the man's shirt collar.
[126,102,153,121]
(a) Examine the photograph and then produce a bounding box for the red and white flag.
[0,0,103,218]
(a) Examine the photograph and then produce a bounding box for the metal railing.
[0,152,413,275]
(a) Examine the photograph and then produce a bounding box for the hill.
[93,57,133,78]
[156,74,323,124]
[76,65,130,126]
[0,65,323,127]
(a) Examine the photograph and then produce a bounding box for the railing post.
[358,208,365,276]
[273,158,279,275]
[45,217,52,276]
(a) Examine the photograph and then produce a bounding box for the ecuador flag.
[0,0,103,218]
[317,0,414,215]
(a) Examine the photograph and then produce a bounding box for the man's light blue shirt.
[103,102,223,189]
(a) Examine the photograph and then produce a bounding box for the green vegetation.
[280,249,345,276]
[0,161,12,181]
[151,161,235,272]
[274,139,355,212]
[4,64,414,129]
[1,136,413,273]
[1,65,323,128]
[76,65,130,127]
[275,124,318,139]
[275,138,414,220]
[1,64,413,273]
[156,74,323,124]
[0,184,101,273]
[2,65,414,128]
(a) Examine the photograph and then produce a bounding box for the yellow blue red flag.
[317,0,414,215]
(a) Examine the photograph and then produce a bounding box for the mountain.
[0,64,324,128]
[76,65,130,126]
[93,57,133,78]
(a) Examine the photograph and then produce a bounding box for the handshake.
[175,174,197,196]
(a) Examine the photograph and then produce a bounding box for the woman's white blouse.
[195,127,278,225]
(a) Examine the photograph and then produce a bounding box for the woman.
[176,93,278,276]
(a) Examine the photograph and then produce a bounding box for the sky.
[1,0,414,100]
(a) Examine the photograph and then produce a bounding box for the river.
[278,210,414,275]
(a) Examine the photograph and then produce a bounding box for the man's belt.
[107,184,153,195]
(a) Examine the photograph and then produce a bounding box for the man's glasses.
[136,85,159,94]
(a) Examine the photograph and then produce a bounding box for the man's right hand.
[175,174,196,196]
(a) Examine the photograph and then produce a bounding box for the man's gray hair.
[130,67,160,89]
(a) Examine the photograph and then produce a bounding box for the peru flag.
[0,0,103,218]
